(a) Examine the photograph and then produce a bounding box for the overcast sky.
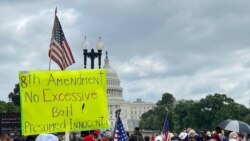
[1,0,250,107]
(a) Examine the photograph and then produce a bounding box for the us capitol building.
[103,52,155,131]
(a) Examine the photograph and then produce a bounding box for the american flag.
[49,13,75,70]
[162,118,170,141]
[113,116,128,141]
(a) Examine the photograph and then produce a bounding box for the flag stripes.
[162,118,170,141]
[49,14,75,70]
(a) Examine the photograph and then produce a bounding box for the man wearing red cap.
[84,135,96,141]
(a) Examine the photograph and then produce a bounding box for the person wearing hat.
[100,130,112,141]
[84,134,96,141]
[179,132,188,141]
[154,136,163,141]
[171,134,182,141]
[92,130,101,139]
[35,134,59,141]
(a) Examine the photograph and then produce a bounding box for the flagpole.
[61,5,69,141]
[49,57,51,70]
[48,7,57,70]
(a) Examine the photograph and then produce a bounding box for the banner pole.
[65,131,70,141]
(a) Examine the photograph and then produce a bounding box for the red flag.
[49,13,75,70]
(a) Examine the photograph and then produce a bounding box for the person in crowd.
[228,132,238,141]
[70,132,81,141]
[197,129,210,141]
[83,134,96,141]
[151,132,157,141]
[129,127,144,141]
[171,134,182,141]
[188,129,197,141]
[80,131,90,138]
[82,130,100,141]
[220,130,228,141]
[179,131,188,141]
[238,133,245,141]
[100,130,112,141]
[1,134,11,141]
[184,128,193,141]
[134,127,143,137]
[26,135,37,141]
[186,128,192,134]
[35,134,59,141]
[168,133,175,141]
[144,136,150,141]
[93,130,101,140]
[13,136,25,141]
[206,131,211,138]
[127,132,130,139]
[154,136,163,141]
[211,127,222,141]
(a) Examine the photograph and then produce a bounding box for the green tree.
[140,109,155,130]
[8,83,20,106]
[0,100,7,112]
[0,100,19,113]
[5,102,20,113]
[176,93,250,130]
[243,114,250,124]
[195,94,245,129]
[172,100,195,133]
[156,93,175,112]
[140,93,175,131]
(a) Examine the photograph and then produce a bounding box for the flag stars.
[53,17,65,44]
[49,14,75,70]
[114,117,128,141]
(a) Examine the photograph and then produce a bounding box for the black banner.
[0,113,21,136]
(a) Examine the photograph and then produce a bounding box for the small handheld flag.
[162,118,170,141]
[113,109,128,141]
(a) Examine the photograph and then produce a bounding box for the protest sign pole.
[65,131,70,141]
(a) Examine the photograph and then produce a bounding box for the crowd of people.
[147,127,249,141]
[0,127,249,141]
[0,129,112,141]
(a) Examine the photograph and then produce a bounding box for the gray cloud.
[1,0,250,107]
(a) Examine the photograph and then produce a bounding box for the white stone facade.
[103,52,155,131]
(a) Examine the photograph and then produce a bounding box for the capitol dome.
[102,51,155,131]
[103,51,118,79]
[103,51,123,100]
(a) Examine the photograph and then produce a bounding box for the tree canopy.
[8,83,20,106]
[140,93,250,133]
[140,93,176,131]
[0,100,19,113]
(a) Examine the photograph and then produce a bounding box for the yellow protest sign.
[19,69,108,136]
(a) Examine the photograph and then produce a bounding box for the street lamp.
[83,36,104,69]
